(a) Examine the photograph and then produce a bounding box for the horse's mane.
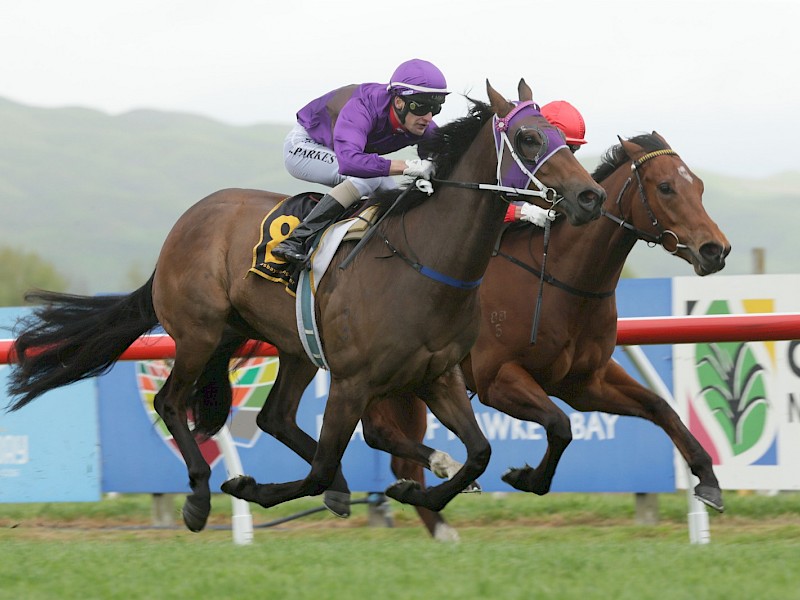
[368,99,494,217]
[426,99,494,180]
[592,133,670,183]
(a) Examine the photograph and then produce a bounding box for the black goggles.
[405,96,444,116]
[568,144,581,154]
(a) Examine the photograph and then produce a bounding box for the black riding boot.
[272,193,346,266]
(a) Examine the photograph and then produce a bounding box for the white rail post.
[621,345,710,544]
[214,425,254,545]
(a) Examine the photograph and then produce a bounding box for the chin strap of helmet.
[392,95,410,127]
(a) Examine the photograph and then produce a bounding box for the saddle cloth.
[248,192,378,367]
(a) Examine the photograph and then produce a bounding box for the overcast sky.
[2,0,797,177]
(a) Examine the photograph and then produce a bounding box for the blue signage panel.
[97,278,675,495]
[0,308,101,503]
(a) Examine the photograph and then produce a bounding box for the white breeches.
[283,124,398,201]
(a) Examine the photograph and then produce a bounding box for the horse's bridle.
[381,101,569,290]
[494,149,689,305]
[601,148,688,255]
[433,100,569,209]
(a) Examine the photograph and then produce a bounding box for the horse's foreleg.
[254,355,351,516]
[386,366,490,513]
[224,382,366,510]
[561,360,723,512]
[480,362,572,495]
[363,394,459,541]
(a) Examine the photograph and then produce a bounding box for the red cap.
[541,100,586,145]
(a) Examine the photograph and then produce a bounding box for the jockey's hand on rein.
[520,203,556,228]
[403,159,435,180]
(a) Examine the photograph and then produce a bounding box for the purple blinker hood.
[493,100,568,190]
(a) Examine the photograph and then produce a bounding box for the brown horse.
[6,80,605,532]
[359,132,731,539]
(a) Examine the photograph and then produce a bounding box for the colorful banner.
[673,274,800,490]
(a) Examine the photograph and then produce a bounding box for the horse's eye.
[657,182,673,195]
[514,129,543,162]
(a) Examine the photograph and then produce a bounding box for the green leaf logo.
[693,301,768,455]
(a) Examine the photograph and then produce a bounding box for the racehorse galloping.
[6,80,605,532]
[361,132,731,538]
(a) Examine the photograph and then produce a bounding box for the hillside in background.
[1,97,797,294]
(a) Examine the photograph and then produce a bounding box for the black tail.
[7,273,158,410]
[189,328,253,438]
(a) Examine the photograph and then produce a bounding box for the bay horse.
[6,80,605,533]
[358,132,731,539]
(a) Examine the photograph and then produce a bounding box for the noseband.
[601,149,688,254]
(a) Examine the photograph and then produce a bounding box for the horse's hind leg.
[386,366,491,513]
[153,335,223,532]
[364,394,460,541]
[223,380,369,510]
[561,360,723,512]
[254,354,352,517]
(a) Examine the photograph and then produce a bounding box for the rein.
[601,149,687,254]
[493,243,616,299]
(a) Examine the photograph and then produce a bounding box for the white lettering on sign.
[570,413,619,440]
[426,412,442,440]
[431,412,616,442]
[312,410,619,444]
[0,435,29,465]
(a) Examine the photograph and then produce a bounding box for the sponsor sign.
[673,274,800,490]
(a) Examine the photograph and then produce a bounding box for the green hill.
[1,97,797,293]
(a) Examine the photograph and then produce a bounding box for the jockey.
[505,100,588,225]
[273,58,449,266]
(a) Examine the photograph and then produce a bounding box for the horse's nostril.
[700,243,721,260]
[579,188,605,211]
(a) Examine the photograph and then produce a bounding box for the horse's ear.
[619,135,643,160]
[486,79,513,118]
[651,131,670,147]
[518,78,533,102]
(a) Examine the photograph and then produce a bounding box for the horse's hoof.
[501,466,550,495]
[694,484,724,513]
[182,496,210,532]
[323,490,351,518]
[433,522,460,543]
[385,479,421,504]
[221,475,256,500]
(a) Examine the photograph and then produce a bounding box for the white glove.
[403,159,435,180]
[519,203,555,227]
